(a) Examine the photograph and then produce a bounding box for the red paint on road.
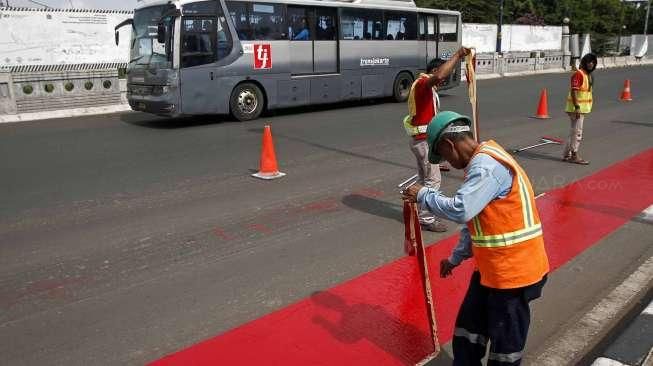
[152,149,653,366]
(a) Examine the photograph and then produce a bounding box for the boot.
[568,152,589,165]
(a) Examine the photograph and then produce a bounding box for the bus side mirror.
[157,23,166,44]
[115,31,120,46]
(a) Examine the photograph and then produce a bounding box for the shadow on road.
[119,112,234,129]
[612,120,653,128]
[342,194,403,223]
[310,290,451,365]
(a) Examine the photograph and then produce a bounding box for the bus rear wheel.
[393,72,414,103]
[230,83,264,121]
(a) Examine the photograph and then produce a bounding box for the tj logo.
[254,44,272,69]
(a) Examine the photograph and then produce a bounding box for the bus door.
[436,14,461,84]
[179,4,220,114]
[313,7,337,74]
[420,14,437,65]
[288,6,313,74]
[288,6,338,74]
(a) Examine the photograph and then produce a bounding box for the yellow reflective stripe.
[471,224,542,247]
[479,144,534,226]
[472,216,483,236]
[403,115,428,136]
[516,174,533,226]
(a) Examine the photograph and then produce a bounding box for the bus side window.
[250,3,286,40]
[181,17,217,68]
[226,1,252,40]
[438,15,458,42]
[385,11,417,41]
[315,8,336,41]
[288,6,311,41]
[217,6,233,60]
[340,9,384,40]
[418,15,426,40]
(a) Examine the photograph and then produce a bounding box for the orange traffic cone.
[533,88,551,119]
[619,79,632,101]
[252,125,286,180]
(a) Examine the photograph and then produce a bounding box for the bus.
[115,0,461,121]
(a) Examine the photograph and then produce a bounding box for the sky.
[3,0,138,10]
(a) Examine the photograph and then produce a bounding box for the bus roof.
[135,0,460,15]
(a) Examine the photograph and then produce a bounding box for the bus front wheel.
[230,83,264,121]
[393,72,414,103]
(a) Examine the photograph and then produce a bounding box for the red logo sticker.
[254,44,272,69]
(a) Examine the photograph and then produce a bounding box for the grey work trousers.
[563,112,586,157]
[409,138,441,225]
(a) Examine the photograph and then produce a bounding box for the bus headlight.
[152,85,170,96]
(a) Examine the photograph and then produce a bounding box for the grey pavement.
[0,66,652,365]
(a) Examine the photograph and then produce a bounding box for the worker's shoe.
[421,220,447,232]
[568,152,589,165]
[562,153,572,162]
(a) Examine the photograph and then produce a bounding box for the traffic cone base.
[252,171,286,180]
[253,125,286,180]
[534,88,551,119]
[619,79,632,102]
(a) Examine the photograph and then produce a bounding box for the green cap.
[426,111,473,164]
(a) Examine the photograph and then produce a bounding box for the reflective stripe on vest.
[403,115,429,136]
[476,144,536,229]
[471,223,543,247]
[565,70,593,114]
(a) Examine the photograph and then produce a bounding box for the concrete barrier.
[10,68,122,114]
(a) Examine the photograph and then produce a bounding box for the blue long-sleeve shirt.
[416,153,513,266]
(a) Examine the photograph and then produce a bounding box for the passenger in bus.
[403,47,471,232]
[293,18,310,40]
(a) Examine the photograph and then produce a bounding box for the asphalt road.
[1,66,652,365]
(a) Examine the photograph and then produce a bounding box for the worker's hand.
[440,259,456,278]
[458,47,472,58]
[402,183,424,203]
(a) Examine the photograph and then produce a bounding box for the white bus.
[116,0,462,121]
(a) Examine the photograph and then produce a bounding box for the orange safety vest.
[565,69,593,114]
[466,140,549,289]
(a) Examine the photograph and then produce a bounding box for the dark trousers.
[452,271,547,366]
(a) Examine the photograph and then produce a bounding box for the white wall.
[463,23,563,53]
[0,8,132,67]
[462,23,498,53]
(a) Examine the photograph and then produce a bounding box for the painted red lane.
[152,149,653,366]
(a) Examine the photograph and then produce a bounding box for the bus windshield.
[130,5,173,68]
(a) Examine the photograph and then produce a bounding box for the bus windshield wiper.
[128,55,145,65]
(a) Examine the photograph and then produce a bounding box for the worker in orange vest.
[403,111,549,365]
[403,47,470,232]
[563,53,596,165]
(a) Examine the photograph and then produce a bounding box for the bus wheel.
[393,72,413,103]
[230,83,264,121]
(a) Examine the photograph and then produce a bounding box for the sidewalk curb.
[0,104,131,124]
[533,255,653,366]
